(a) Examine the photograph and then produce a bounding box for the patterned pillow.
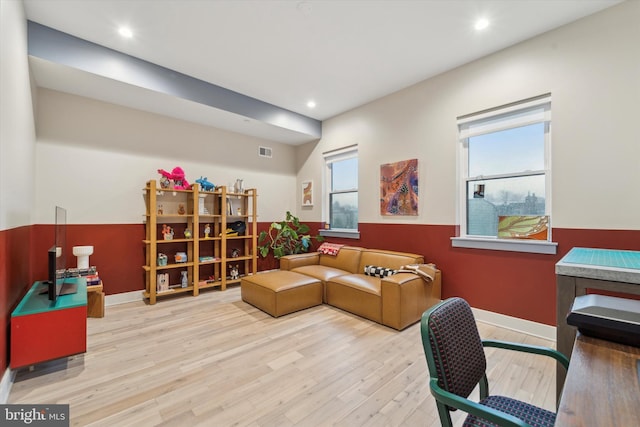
[317,242,344,256]
[364,265,397,278]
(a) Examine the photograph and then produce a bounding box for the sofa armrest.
[279,252,321,270]
[381,270,442,330]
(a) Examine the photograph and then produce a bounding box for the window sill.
[451,236,557,254]
[319,229,360,239]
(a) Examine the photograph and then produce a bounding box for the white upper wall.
[34,89,298,224]
[29,1,640,229]
[299,0,639,230]
[0,0,36,230]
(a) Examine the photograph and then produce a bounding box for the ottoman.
[241,270,323,317]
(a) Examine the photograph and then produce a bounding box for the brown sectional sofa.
[279,246,441,330]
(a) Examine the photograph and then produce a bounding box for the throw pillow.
[364,265,397,278]
[318,242,344,256]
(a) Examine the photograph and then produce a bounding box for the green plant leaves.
[257,211,324,258]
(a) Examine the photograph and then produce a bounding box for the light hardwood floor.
[9,287,559,426]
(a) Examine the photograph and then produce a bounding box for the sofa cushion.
[326,274,383,323]
[363,265,397,278]
[329,274,381,296]
[291,265,348,284]
[317,246,364,274]
[291,264,350,302]
[241,271,323,317]
[279,252,319,271]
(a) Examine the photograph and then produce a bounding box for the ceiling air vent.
[259,146,272,158]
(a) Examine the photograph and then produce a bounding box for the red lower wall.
[0,229,7,373]
[1,226,33,373]
[3,221,638,374]
[30,224,145,295]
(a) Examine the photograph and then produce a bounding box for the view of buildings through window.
[459,97,550,238]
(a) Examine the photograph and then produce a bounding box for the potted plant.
[258,211,324,259]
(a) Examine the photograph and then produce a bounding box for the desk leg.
[556,274,577,403]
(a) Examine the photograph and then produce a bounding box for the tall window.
[455,94,555,253]
[323,146,358,234]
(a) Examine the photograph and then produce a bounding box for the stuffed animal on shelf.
[195,176,215,192]
[229,264,239,280]
[161,224,174,240]
[157,166,190,190]
[159,176,171,189]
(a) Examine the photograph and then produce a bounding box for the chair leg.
[436,402,454,427]
[479,374,489,400]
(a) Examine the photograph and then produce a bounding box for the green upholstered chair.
[420,297,569,427]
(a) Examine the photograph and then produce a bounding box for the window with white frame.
[453,94,556,254]
[322,146,358,237]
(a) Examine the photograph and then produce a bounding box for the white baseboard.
[105,290,143,306]
[0,368,16,404]
[472,306,556,341]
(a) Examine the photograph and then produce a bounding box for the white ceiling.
[23,0,623,144]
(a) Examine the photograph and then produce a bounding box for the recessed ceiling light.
[474,18,489,31]
[118,27,133,38]
[307,100,316,109]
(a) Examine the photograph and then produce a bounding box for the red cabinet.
[11,278,87,369]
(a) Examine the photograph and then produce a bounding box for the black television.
[46,206,71,302]
[46,246,58,301]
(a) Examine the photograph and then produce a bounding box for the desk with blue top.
[555,247,640,401]
[11,277,87,369]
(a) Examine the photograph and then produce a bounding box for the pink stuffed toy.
[157,166,190,190]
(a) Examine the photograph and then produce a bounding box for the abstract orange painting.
[380,158,418,216]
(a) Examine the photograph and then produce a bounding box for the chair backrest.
[421,297,486,399]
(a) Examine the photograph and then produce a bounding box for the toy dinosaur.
[195,176,215,192]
